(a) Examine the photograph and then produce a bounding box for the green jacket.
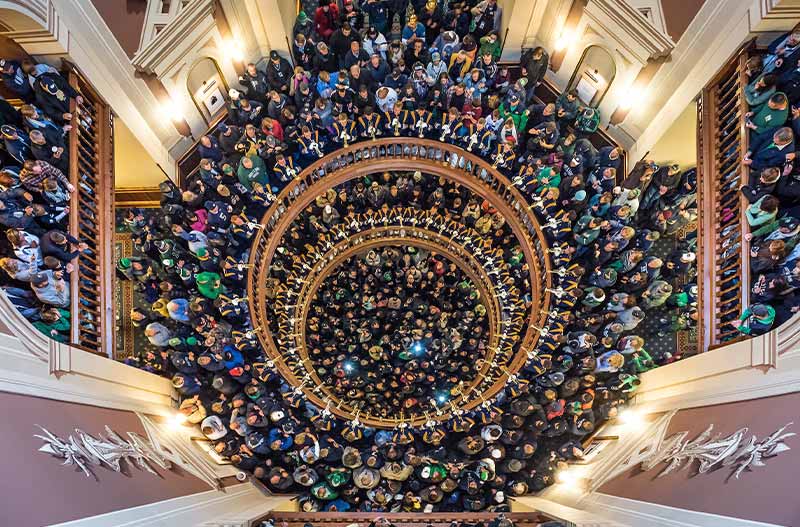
[478,35,502,60]
[33,308,70,342]
[575,109,600,133]
[236,155,268,191]
[499,102,528,131]
[195,271,222,299]
[751,94,788,131]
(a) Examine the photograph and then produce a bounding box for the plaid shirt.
[21,161,69,193]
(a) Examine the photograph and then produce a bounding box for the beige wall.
[115,117,165,189]
[645,101,697,170]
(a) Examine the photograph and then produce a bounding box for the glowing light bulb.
[224,39,244,62]
[618,409,645,430]
[343,361,354,373]
[170,412,188,429]
[554,29,573,51]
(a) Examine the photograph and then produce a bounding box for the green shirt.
[236,155,268,191]
[195,271,222,299]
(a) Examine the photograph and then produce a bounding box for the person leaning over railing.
[0,58,85,343]
[736,31,800,331]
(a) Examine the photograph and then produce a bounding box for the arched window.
[186,57,228,125]
[567,45,617,107]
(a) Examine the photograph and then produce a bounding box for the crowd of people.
[268,169,531,425]
[738,25,800,335]
[0,58,89,342]
[4,0,800,517]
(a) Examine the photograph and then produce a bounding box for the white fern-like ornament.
[35,425,174,480]
[639,422,794,480]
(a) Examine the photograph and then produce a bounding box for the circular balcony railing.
[247,138,552,428]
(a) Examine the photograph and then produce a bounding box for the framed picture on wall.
[575,77,598,106]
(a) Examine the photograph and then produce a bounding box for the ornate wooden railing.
[257,511,552,526]
[67,68,115,357]
[246,138,553,427]
[697,41,756,351]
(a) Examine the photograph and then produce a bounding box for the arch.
[185,56,229,126]
[0,1,48,32]
[567,44,618,106]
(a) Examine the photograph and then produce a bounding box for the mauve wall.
[662,0,706,42]
[0,392,210,527]
[598,392,800,526]
[89,0,147,58]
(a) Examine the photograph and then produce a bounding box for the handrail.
[697,41,756,351]
[246,138,553,424]
[257,512,552,525]
[287,228,506,427]
[67,69,115,357]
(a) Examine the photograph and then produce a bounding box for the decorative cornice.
[584,0,675,62]
[132,0,216,75]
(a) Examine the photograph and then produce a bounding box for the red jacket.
[314,5,339,40]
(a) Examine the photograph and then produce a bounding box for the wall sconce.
[224,39,244,62]
[554,29,574,51]
[618,408,646,431]
[163,97,185,123]
[169,412,188,430]
[619,84,645,111]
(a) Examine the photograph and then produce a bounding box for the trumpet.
[439,124,451,142]
[368,125,376,141]
[491,151,502,169]
[391,118,401,137]
[466,133,478,152]
[309,140,323,158]
[416,119,428,138]
[340,131,352,148]
[285,166,298,180]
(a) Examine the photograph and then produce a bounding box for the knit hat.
[296,10,309,24]
[118,257,131,269]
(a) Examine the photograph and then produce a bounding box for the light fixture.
[618,408,646,430]
[554,29,573,51]
[224,39,244,62]
[619,84,644,111]
[163,98,185,124]
[556,468,582,487]
[343,361,355,373]
[169,412,188,429]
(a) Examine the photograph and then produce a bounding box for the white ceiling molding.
[49,483,292,527]
[584,0,675,64]
[132,0,216,77]
[582,493,785,527]
[0,286,176,415]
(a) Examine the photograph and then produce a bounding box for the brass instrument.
[439,124,451,142]
[416,119,428,138]
[466,132,478,152]
[392,117,401,137]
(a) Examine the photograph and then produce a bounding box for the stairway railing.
[697,41,756,351]
[67,68,115,357]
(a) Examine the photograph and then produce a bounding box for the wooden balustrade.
[257,511,552,527]
[67,69,115,357]
[246,138,553,425]
[697,41,756,351]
